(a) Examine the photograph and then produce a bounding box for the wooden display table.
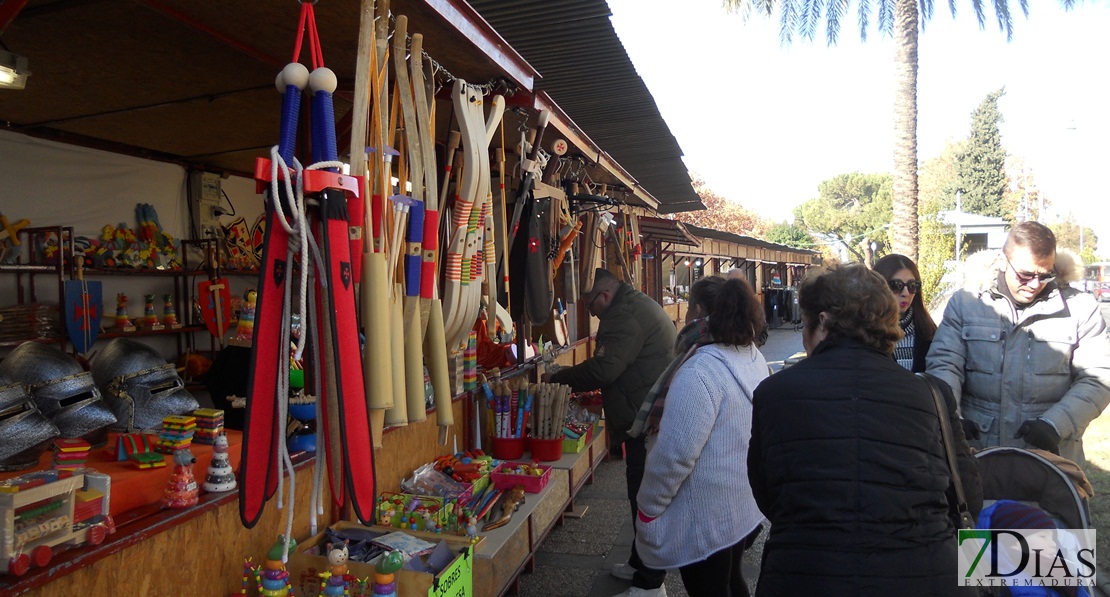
[474,422,608,597]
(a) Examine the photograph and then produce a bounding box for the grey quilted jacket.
[927,250,1110,464]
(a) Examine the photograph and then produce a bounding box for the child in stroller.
[973,446,1095,597]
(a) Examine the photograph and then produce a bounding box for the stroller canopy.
[975,446,1091,530]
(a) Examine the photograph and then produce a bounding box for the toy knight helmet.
[92,338,199,432]
[0,342,116,447]
[0,371,61,471]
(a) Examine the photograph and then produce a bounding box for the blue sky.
[608,0,1110,254]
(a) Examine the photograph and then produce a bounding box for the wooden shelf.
[97,324,206,340]
[83,267,205,277]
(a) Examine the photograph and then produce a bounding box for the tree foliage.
[917,142,961,311]
[674,175,770,237]
[1050,216,1099,266]
[765,221,814,249]
[793,172,892,263]
[1003,157,1050,224]
[955,89,1009,218]
[722,0,1062,262]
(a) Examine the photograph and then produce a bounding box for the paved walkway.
[516,329,801,596]
[514,326,1110,596]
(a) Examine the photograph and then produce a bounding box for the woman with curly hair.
[874,253,937,372]
[747,264,981,596]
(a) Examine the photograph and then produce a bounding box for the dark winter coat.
[748,337,982,596]
[549,282,676,444]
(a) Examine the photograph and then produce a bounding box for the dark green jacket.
[550,283,676,444]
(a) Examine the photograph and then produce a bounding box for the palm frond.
[801,0,824,41]
[857,0,872,41]
[994,0,1014,41]
[780,0,801,44]
[826,0,850,45]
[970,0,987,30]
[1017,0,1030,18]
[876,0,895,37]
[947,0,957,18]
[919,0,934,24]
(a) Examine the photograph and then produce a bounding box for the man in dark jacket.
[547,268,676,596]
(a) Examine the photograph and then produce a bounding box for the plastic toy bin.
[490,462,551,494]
[491,437,524,460]
[530,438,563,462]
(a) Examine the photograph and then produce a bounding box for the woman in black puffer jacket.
[747,264,982,597]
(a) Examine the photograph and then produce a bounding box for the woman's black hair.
[872,253,937,343]
[706,277,764,347]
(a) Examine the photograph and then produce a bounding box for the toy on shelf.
[372,550,404,597]
[113,293,136,333]
[318,539,351,596]
[192,408,224,445]
[139,294,163,331]
[228,289,256,347]
[161,294,182,329]
[155,414,196,454]
[51,438,90,471]
[203,434,236,493]
[0,469,114,576]
[483,484,526,532]
[242,536,298,596]
[161,447,198,508]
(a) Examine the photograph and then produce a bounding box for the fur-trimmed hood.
[930,248,1084,317]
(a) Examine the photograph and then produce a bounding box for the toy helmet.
[92,338,199,432]
[0,342,116,447]
[0,371,60,471]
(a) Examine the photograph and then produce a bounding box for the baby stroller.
[973,447,1095,596]
[975,446,1092,531]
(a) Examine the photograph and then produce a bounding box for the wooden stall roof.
[684,223,821,265]
[1,0,704,215]
[638,216,701,248]
[469,0,704,214]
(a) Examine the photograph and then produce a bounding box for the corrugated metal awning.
[469,0,703,214]
[638,216,701,247]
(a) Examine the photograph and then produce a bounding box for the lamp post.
[955,190,963,262]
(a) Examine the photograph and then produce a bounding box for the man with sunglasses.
[928,221,1110,466]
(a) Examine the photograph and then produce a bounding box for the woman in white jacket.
[634,277,768,597]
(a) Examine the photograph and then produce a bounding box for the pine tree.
[956,89,1009,218]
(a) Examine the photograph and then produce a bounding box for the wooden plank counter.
[473,424,608,597]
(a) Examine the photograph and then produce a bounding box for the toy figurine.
[373,550,404,597]
[140,294,163,330]
[229,289,257,347]
[466,514,479,541]
[318,539,351,596]
[203,434,236,493]
[161,447,198,508]
[114,293,136,332]
[241,535,297,596]
[161,294,182,329]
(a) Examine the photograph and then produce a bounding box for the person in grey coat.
[927,221,1110,466]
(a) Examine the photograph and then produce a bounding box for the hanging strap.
[918,372,976,529]
[291,1,325,69]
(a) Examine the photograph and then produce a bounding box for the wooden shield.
[64,278,102,353]
[198,277,232,339]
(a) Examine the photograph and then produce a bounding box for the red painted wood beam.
[0,0,29,36]
[134,0,284,68]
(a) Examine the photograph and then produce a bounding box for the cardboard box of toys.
[286,521,473,597]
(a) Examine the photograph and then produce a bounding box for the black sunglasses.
[888,279,921,294]
[1005,256,1056,286]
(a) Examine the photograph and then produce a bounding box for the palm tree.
[724,0,1073,262]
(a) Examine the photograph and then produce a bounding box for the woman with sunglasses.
[874,254,936,372]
